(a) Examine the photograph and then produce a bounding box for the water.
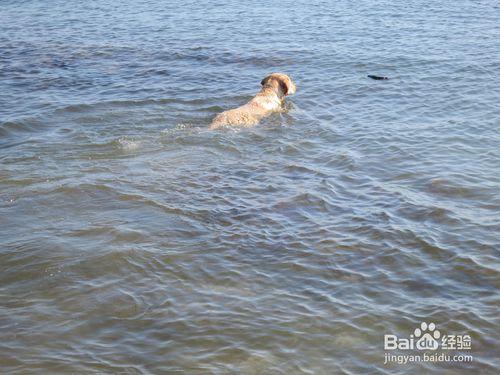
[1,0,499,373]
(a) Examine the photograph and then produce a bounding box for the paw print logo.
[414,322,440,350]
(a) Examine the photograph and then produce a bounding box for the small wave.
[0,119,43,139]
[115,138,141,151]
[54,97,214,114]
[426,178,489,200]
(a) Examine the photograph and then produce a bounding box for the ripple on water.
[1,0,500,373]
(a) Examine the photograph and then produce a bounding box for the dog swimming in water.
[210,73,296,129]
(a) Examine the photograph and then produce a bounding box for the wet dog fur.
[210,73,296,129]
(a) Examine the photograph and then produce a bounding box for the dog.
[210,73,296,129]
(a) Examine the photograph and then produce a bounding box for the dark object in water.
[368,75,389,80]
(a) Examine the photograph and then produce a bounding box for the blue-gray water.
[1,0,499,373]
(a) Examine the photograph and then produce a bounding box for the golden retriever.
[210,73,296,129]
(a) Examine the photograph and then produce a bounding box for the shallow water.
[1,0,499,373]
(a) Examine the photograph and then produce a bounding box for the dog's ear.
[260,76,271,87]
[279,76,296,96]
[278,79,290,95]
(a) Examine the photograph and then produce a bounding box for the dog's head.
[261,73,296,96]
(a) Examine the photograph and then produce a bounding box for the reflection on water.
[1,0,499,373]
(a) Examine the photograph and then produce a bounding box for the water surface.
[1,0,499,373]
